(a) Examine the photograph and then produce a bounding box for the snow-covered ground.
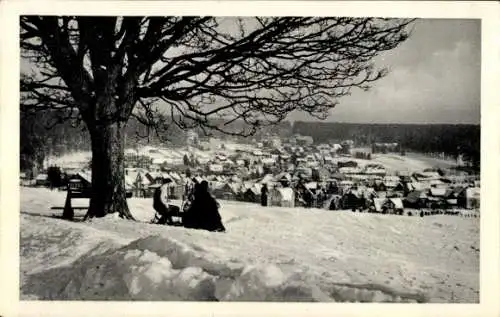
[20,187,479,302]
[333,153,457,174]
[372,153,457,173]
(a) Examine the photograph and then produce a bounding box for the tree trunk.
[85,121,135,220]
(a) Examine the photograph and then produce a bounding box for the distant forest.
[292,121,480,158]
[20,110,480,172]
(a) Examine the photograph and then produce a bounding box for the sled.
[150,204,183,226]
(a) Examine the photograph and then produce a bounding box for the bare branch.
[21,16,414,138]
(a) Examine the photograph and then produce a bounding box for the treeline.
[293,121,479,155]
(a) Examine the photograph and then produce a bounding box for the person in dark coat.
[260,184,268,207]
[183,180,226,232]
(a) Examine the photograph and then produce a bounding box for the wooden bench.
[60,179,90,220]
[61,179,132,220]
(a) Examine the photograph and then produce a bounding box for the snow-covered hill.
[20,187,479,302]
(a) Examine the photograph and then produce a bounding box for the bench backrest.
[68,179,92,196]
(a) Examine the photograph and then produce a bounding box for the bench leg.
[62,192,74,220]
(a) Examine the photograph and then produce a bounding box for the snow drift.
[22,235,427,302]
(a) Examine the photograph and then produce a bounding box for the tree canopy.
[21,16,414,136]
[20,16,414,219]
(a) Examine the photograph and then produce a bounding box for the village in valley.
[25,130,480,218]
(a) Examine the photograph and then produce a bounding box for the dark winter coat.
[183,183,225,232]
[261,185,268,207]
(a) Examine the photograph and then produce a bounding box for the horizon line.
[287,120,480,126]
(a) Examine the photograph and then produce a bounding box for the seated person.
[183,180,226,232]
[153,178,173,224]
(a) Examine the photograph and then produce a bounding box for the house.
[338,167,362,175]
[356,186,377,200]
[422,171,442,180]
[372,198,404,215]
[364,167,387,177]
[329,173,346,181]
[313,167,331,181]
[341,190,365,210]
[194,176,204,184]
[152,157,167,166]
[398,174,413,183]
[259,174,276,185]
[372,180,387,192]
[339,180,355,188]
[429,187,446,198]
[133,170,152,197]
[20,172,33,186]
[390,198,404,212]
[269,187,295,208]
[124,175,135,193]
[209,180,223,189]
[295,135,314,146]
[125,167,140,180]
[212,182,240,201]
[276,172,292,187]
[428,187,447,207]
[323,156,335,165]
[149,163,162,173]
[209,164,224,174]
[372,142,399,154]
[141,171,181,198]
[206,175,218,182]
[261,157,276,166]
[404,190,428,209]
[444,186,465,208]
[413,171,441,183]
[383,176,401,189]
[327,194,343,210]
[242,183,262,203]
[338,160,358,168]
[393,181,413,195]
[464,187,480,209]
[429,179,447,188]
[331,143,342,153]
[410,181,429,191]
[35,173,49,186]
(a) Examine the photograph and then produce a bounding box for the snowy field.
[334,152,457,174]
[20,187,479,302]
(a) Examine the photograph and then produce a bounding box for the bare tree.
[20,16,414,220]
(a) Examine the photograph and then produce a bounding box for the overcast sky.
[288,19,481,125]
[21,18,480,125]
